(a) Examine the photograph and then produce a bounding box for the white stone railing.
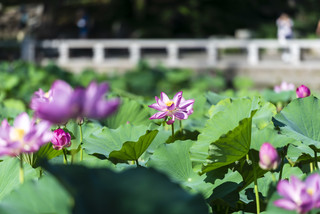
[32,39,320,67]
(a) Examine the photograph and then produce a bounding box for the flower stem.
[310,162,314,173]
[250,151,260,214]
[314,150,318,170]
[79,123,83,161]
[179,120,182,133]
[271,172,277,184]
[63,149,68,165]
[171,123,175,138]
[19,154,24,184]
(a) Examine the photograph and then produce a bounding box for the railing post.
[206,42,217,66]
[129,43,140,64]
[290,44,301,65]
[21,37,35,62]
[93,43,104,64]
[167,43,178,66]
[58,43,69,64]
[247,43,259,65]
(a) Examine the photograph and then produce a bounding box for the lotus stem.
[171,123,175,137]
[19,154,24,184]
[79,123,83,161]
[271,172,277,184]
[63,148,68,165]
[310,162,314,173]
[314,150,318,169]
[136,159,140,167]
[250,151,260,214]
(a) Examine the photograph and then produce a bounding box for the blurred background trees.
[0,0,319,39]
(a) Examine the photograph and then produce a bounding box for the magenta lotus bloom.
[274,175,320,214]
[259,142,280,170]
[81,81,120,119]
[296,85,311,98]
[30,88,53,110]
[0,113,52,156]
[148,91,194,125]
[31,80,120,124]
[31,80,81,124]
[274,81,295,93]
[52,129,71,150]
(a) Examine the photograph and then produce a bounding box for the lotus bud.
[296,85,311,98]
[259,142,280,170]
[52,129,71,150]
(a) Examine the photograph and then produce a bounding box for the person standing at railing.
[276,13,294,62]
[316,20,320,37]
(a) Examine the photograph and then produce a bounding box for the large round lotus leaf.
[251,125,300,151]
[201,112,255,173]
[147,140,214,198]
[83,124,158,161]
[43,163,209,214]
[0,175,72,214]
[262,89,295,104]
[104,98,151,129]
[0,158,38,200]
[190,98,258,171]
[274,96,320,147]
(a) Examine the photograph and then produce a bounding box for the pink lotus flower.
[148,91,194,125]
[31,80,120,124]
[296,85,311,98]
[259,142,280,170]
[0,113,52,156]
[52,129,71,150]
[274,175,320,214]
[274,81,295,93]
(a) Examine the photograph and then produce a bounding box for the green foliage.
[43,163,210,214]
[83,124,158,161]
[0,175,73,214]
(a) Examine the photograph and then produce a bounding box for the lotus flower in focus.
[0,113,52,156]
[148,91,194,125]
[31,80,120,124]
[52,129,71,150]
[296,85,311,98]
[274,81,295,93]
[259,142,280,170]
[274,174,320,214]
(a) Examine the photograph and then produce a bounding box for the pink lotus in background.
[259,142,280,170]
[52,129,71,150]
[274,174,320,214]
[31,80,120,124]
[296,85,311,98]
[0,113,52,156]
[81,82,120,120]
[274,81,295,93]
[148,91,194,125]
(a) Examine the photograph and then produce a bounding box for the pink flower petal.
[150,111,168,120]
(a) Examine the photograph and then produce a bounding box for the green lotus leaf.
[22,143,63,168]
[147,140,214,198]
[251,125,300,151]
[104,98,151,129]
[43,163,209,214]
[0,175,72,214]
[83,124,158,161]
[190,98,258,171]
[202,111,255,173]
[0,158,38,200]
[274,96,320,147]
